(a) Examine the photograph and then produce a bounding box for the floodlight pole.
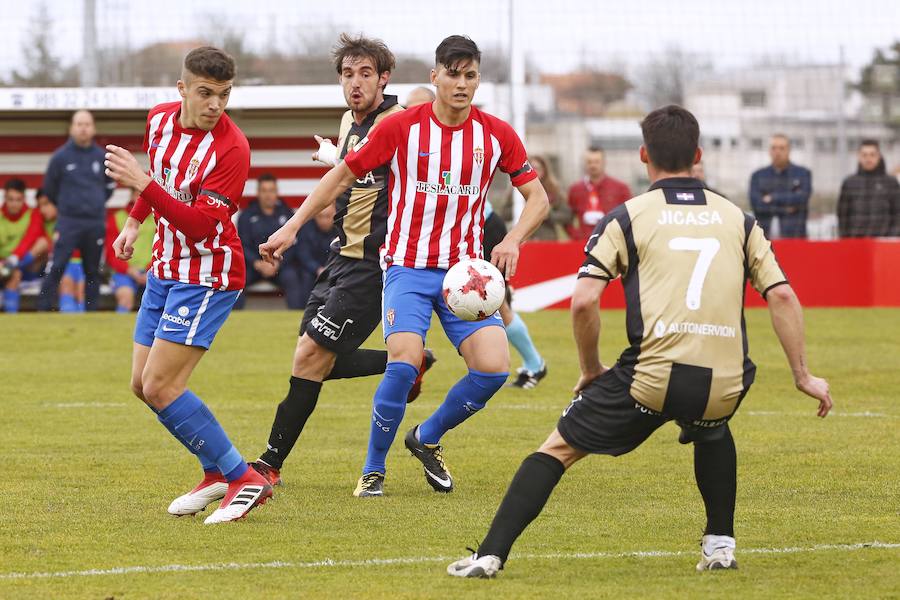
[509,0,526,221]
[81,0,99,87]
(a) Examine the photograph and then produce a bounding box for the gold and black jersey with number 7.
[578,177,787,424]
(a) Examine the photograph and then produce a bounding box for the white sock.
[702,534,736,555]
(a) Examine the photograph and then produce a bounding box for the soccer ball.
[442,258,506,321]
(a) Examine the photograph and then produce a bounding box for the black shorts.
[482,212,513,305]
[557,368,730,456]
[300,253,383,354]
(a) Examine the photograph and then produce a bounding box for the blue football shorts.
[63,261,84,284]
[381,265,503,350]
[134,272,240,350]
[112,271,144,292]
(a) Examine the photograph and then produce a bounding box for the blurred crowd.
[1,110,899,312]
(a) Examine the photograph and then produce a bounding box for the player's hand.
[490,235,520,278]
[259,224,298,265]
[112,218,141,261]
[795,373,833,418]
[105,145,151,191]
[312,135,337,166]
[573,365,607,394]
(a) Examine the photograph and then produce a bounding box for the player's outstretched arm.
[259,162,357,264]
[766,283,833,417]
[570,276,608,393]
[490,178,549,278]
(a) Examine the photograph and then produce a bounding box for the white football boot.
[447,553,502,578]
[167,471,228,516]
[696,535,738,571]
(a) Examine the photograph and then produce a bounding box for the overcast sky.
[2,0,899,81]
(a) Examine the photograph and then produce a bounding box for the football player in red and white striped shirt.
[105,46,272,524]
[261,36,549,497]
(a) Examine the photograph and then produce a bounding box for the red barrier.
[511,239,900,308]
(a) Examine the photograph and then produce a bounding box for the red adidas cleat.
[250,460,282,486]
[203,466,273,524]
[167,471,228,516]
[407,349,437,403]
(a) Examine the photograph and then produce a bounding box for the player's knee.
[140,376,181,410]
[467,369,508,408]
[129,377,146,401]
[292,335,335,378]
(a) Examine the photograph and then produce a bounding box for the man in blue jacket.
[235,173,305,309]
[749,134,811,238]
[38,110,115,311]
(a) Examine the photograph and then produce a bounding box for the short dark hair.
[184,46,236,81]
[860,139,880,150]
[640,105,700,172]
[435,35,481,70]
[4,178,26,194]
[587,145,604,154]
[257,173,277,185]
[332,33,395,82]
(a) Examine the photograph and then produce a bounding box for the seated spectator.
[749,134,812,239]
[529,155,572,240]
[288,203,337,309]
[837,140,900,238]
[566,146,631,239]
[235,174,303,309]
[106,189,156,312]
[1,179,33,312]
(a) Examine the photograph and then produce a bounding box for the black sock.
[694,425,737,537]
[325,349,388,380]
[259,377,323,469]
[478,452,566,563]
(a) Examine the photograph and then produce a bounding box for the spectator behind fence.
[749,134,811,239]
[106,189,156,312]
[837,140,900,238]
[566,146,631,239]
[38,109,116,311]
[235,173,304,309]
[289,202,337,309]
[529,155,572,240]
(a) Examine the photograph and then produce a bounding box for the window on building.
[740,90,767,108]
[750,138,763,150]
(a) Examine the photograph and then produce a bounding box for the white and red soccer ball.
[442,258,506,321]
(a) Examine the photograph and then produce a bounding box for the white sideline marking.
[746,410,894,418]
[48,403,127,409]
[1,541,896,581]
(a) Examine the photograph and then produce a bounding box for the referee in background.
[38,109,115,311]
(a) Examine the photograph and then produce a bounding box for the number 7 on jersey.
[668,237,721,310]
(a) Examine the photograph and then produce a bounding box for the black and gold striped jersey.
[579,177,787,424]
[333,95,403,263]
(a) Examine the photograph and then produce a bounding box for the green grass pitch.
[1,308,898,599]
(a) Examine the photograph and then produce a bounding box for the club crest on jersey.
[473,147,484,165]
[347,134,360,150]
[186,158,200,180]
[386,308,396,327]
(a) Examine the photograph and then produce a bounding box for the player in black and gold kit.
[250,35,434,487]
[449,106,833,578]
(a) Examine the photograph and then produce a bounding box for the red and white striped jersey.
[343,103,537,270]
[142,101,250,290]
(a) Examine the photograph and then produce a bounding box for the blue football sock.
[59,293,78,312]
[76,301,85,312]
[3,289,19,313]
[158,390,247,481]
[363,361,418,475]
[417,369,508,445]
[506,312,544,373]
[145,401,218,473]
[116,304,131,313]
